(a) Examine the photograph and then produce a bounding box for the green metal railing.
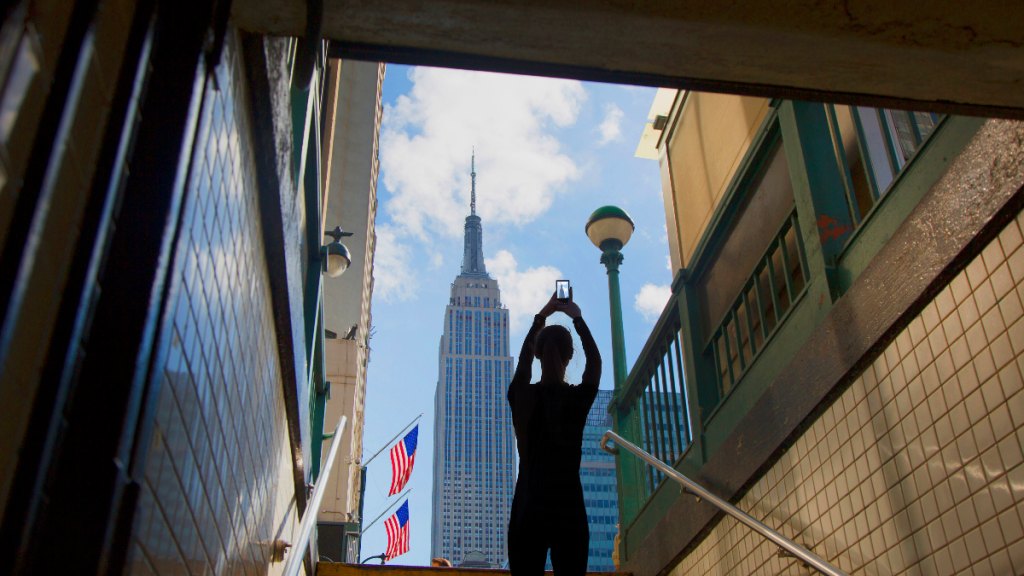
[612,280,693,522]
[612,207,810,528]
[706,209,808,404]
[634,319,691,499]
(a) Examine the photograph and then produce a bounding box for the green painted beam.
[779,101,855,301]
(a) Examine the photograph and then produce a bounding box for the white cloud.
[380,67,587,240]
[486,250,562,334]
[635,283,672,322]
[372,225,416,302]
[597,104,624,145]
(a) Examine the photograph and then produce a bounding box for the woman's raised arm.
[572,315,601,391]
[508,295,557,400]
[560,295,601,391]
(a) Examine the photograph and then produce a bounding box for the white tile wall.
[669,213,1024,576]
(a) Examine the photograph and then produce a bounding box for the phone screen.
[556,280,570,301]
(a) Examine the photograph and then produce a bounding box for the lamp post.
[585,206,635,390]
[587,205,644,539]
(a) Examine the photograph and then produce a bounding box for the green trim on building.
[614,99,985,566]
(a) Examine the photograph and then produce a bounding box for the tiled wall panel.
[127,33,296,575]
[670,211,1024,575]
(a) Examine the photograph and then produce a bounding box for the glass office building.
[431,164,515,568]
[581,389,619,571]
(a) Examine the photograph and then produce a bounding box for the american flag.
[388,425,418,495]
[384,500,411,561]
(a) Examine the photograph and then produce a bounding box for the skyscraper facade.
[580,389,619,571]
[431,160,516,567]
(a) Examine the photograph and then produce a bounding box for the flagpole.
[361,488,411,535]
[362,413,423,468]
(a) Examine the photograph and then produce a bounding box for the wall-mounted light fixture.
[323,226,354,278]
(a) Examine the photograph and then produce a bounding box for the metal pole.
[350,414,419,563]
[283,415,347,576]
[356,466,367,559]
[600,430,848,576]
[360,489,411,535]
[600,239,627,389]
[599,237,644,540]
[362,413,423,468]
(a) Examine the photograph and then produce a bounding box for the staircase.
[318,563,628,576]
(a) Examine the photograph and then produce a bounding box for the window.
[826,104,943,227]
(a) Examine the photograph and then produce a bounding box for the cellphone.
[555,280,571,302]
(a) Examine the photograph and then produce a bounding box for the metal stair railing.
[600,430,847,576]
[284,415,348,576]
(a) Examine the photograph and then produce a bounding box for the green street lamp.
[586,206,635,390]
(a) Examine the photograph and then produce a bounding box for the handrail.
[283,415,348,576]
[600,430,847,576]
[617,287,683,408]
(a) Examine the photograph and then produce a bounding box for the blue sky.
[357,65,669,565]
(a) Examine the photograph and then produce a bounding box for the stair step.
[318,563,630,576]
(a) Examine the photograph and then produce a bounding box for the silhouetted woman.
[507,291,602,576]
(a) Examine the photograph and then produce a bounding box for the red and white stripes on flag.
[384,500,411,561]
[389,425,418,496]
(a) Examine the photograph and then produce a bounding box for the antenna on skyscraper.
[470,148,477,216]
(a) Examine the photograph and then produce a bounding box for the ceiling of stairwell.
[233,0,1024,118]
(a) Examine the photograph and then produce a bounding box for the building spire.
[470,148,477,216]
[461,149,488,277]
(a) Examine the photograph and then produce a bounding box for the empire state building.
[430,157,515,567]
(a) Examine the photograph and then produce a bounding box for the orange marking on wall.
[817,214,852,243]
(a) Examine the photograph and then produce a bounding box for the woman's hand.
[559,299,582,319]
[539,289,582,319]
[539,293,560,318]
